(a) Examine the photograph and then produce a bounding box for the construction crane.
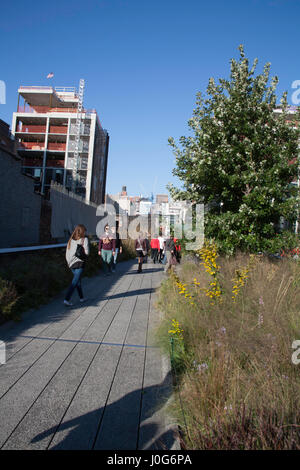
[72,78,85,193]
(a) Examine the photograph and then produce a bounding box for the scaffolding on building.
[72,78,85,193]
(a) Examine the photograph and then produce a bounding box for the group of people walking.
[136,233,181,273]
[150,234,181,265]
[63,224,181,306]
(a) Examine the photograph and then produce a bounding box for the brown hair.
[67,224,86,250]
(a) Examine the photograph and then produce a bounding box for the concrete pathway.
[0,259,180,450]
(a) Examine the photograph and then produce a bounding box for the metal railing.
[0,239,99,254]
[19,86,77,95]
[16,125,47,133]
[18,142,45,150]
[55,87,77,94]
[19,86,53,91]
[0,243,67,254]
[17,105,96,115]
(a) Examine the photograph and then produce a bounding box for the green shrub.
[120,239,136,260]
[0,277,19,322]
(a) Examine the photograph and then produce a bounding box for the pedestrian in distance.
[158,233,165,263]
[98,224,116,275]
[110,225,122,272]
[143,232,150,263]
[150,235,160,264]
[161,240,167,265]
[135,233,147,273]
[164,235,176,273]
[174,237,182,263]
[64,224,89,306]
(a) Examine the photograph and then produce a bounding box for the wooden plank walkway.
[0,259,180,450]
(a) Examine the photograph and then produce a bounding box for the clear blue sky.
[1,0,300,198]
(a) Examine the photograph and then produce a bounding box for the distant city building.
[120,185,128,196]
[139,200,152,215]
[11,85,109,204]
[109,186,133,215]
[151,199,189,236]
[156,194,168,204]
[106,186,190,236]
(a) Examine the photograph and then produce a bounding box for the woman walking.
[64,224,89,306]
[158,233,165,263]
[98,224,116,275]
[110,225,122,272]
[135,233,147,273]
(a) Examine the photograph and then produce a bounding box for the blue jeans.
[113,248,119,266]
[65,267,84,301]
[101,249,113,273]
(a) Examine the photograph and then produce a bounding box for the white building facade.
[11,85,109,204]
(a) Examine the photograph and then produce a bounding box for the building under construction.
[11,83,109,204]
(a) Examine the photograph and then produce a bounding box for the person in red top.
[150,235,160,264]
[174,237,182,263]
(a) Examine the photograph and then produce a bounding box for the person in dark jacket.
[135,233,147,273]
[143,232,150,263]
[110,226,122,272]
[164,236,176,272]
[174,237,182,263]
[98,224,116,275]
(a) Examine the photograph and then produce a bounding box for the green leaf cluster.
[168,45,300,253]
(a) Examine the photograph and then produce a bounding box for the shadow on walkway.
[98,287,156,301]
[31,371,177,450]
[125,266,164,275]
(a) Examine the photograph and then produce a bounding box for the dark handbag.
[75,240,87,261]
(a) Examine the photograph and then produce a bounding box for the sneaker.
[79,298,85,303]
[64,300,73,306]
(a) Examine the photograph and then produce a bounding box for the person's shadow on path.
[31,370,179,450]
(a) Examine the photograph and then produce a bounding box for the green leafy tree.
[168,45,300,254]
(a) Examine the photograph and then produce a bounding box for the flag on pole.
[47,72,54,79]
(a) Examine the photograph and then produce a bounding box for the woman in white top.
[158,234,165,263]
[64,224,89,306]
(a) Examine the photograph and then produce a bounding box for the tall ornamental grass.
[156,244,300,449]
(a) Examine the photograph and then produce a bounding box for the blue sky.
[1,0,300,198]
